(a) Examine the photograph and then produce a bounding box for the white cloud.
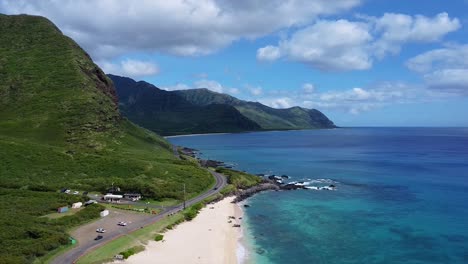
[406,45,468,94]
[260,97,293,109]
[163,79,239,94]
[194,79,224,93]
[259,19,372,71]
[0,0,361,59]
[302,83,316,93]
[246,85,263,96]
[161,83,192,91]
[257,45,282,61]
[372,12,461,57]
[406,45,468,73]
[258,12,460,71]
[99,59,159,78]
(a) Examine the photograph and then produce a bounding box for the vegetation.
[119,245,145,259]
[0,14,214,263]
[183,202,204,221]
[154,234,164,241]
[109,75,260,136]
[176,88,336,130]
[0,188,102,264]
[215,167,262,189]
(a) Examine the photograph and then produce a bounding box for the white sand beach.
[120,197,243,264]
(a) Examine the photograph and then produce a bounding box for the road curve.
[52,169,226,264]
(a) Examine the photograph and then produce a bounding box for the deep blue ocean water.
[169,128,468,264]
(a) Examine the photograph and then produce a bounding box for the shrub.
[154,234,164,241]
[119,245,145,259]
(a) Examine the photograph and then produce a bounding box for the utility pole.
[183,183,186,210]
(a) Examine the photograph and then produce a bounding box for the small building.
[124,193,142,201]
[103,193,123,202]
[57,206,69,213]
[72,202,82,209]
[100,209,109,217]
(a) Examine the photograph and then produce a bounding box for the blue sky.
[1,0,468,126]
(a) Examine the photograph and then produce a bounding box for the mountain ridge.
[110,74,261,135]
[109,74,336,135]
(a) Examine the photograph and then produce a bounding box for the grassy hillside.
[176,89,336,130]
[0,14,212,198]
[110,75,260,135]
[0,14,213,263]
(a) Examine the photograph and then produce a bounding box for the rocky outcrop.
[233,183,280,203]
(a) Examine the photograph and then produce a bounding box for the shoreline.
[119,197,245,264]
[164,127,340,139]
[164,132,231,139]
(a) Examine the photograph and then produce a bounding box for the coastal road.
[52,170,226,264]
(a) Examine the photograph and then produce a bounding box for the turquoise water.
[169,128,468,263]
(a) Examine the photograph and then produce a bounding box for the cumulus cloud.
[406,45,468,73]
[302,83,316,94]
[406,45,468,94]
[260,97,293,109]
[162,79,239,94]
[372,12,461,57]
[246,85,263,96]
[258,12,460,71]
[257,45,282,61]
[162,83,192,91]
[0,0,361,60]
[194,79,224,93]
[99,59,159,78]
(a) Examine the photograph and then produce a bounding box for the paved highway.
[52,160,226,264]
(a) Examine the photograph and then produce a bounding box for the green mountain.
[0,14,212,263]
[109,75,261,135]
[176,89,336,130]
[109,76,336,136]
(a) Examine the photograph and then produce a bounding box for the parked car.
[94,235,103,241]
[73,191,79,195]
[118,221,127,226]
[96,228,106,233]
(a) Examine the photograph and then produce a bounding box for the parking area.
[71,208,153,245]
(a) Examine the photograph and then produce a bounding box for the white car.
[73,191,79,195]
[118,221,127,226]
[96,228,106,233]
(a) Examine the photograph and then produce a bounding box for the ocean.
[168,128,468,264]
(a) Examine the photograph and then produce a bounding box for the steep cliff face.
[110,74,261,135]
[0,14,120,145]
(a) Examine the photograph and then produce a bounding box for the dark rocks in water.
[244,204,250,208]
[233,183,280,202]
[256,248,266,255]
[180,147,198,157]
[281,183,307,190]
[200,159,224,168]
[329,184,336,188]
[280,174,290,179]
[268,175,282,180]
